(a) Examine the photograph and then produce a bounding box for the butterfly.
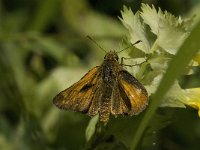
[53,40,148,124]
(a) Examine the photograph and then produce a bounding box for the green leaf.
[161,81,187,108]
[140,4,160,35]
[120,6,150,53]
[130,19,200,150]
[141,3,190,54]
[85,114,99,142]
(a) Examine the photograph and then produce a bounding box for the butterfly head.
[104,51,119,61]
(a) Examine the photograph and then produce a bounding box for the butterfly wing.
[116,70,148,115]
[53,66,100,114]
[110,82,128,115]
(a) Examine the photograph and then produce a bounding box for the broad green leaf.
[141,3,190,54]
[140,4,160,35]
[161,81,187,108]
[120,6,150,53]
[130,19,200,150]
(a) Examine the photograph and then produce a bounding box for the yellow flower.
[183,88,200,117]
[193,53,200,65]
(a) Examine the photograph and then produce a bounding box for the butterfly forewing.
[87,77,103,116]
[53,66,100,113]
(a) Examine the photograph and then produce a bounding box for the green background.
[0,0,200,150]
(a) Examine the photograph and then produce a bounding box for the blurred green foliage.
[0,0,200,150]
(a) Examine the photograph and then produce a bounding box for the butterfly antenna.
[117,40,141,53]
[87,36,107,53]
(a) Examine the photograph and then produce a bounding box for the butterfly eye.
[115,55,119,61]
[104,55,107,60]
[113,54,119,61]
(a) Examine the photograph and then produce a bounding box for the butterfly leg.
[120,57,147,67]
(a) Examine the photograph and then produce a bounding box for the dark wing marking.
[118,70,148,115]
[53,66,100,113]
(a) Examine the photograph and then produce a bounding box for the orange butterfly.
[53,46,148,124]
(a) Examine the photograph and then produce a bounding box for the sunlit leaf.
[85,115,99,142]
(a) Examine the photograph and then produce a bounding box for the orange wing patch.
[118,70,148,115]
[53,66,100,113]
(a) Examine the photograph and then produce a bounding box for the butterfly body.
[53,51,148,124]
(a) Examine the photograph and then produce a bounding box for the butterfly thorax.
[101,51,120,84]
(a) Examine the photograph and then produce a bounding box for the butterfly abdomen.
[99,60,118,123]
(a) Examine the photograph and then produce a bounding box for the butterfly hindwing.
[110,82,130,115]
[53,66,100,113]
[118,70,148,115]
